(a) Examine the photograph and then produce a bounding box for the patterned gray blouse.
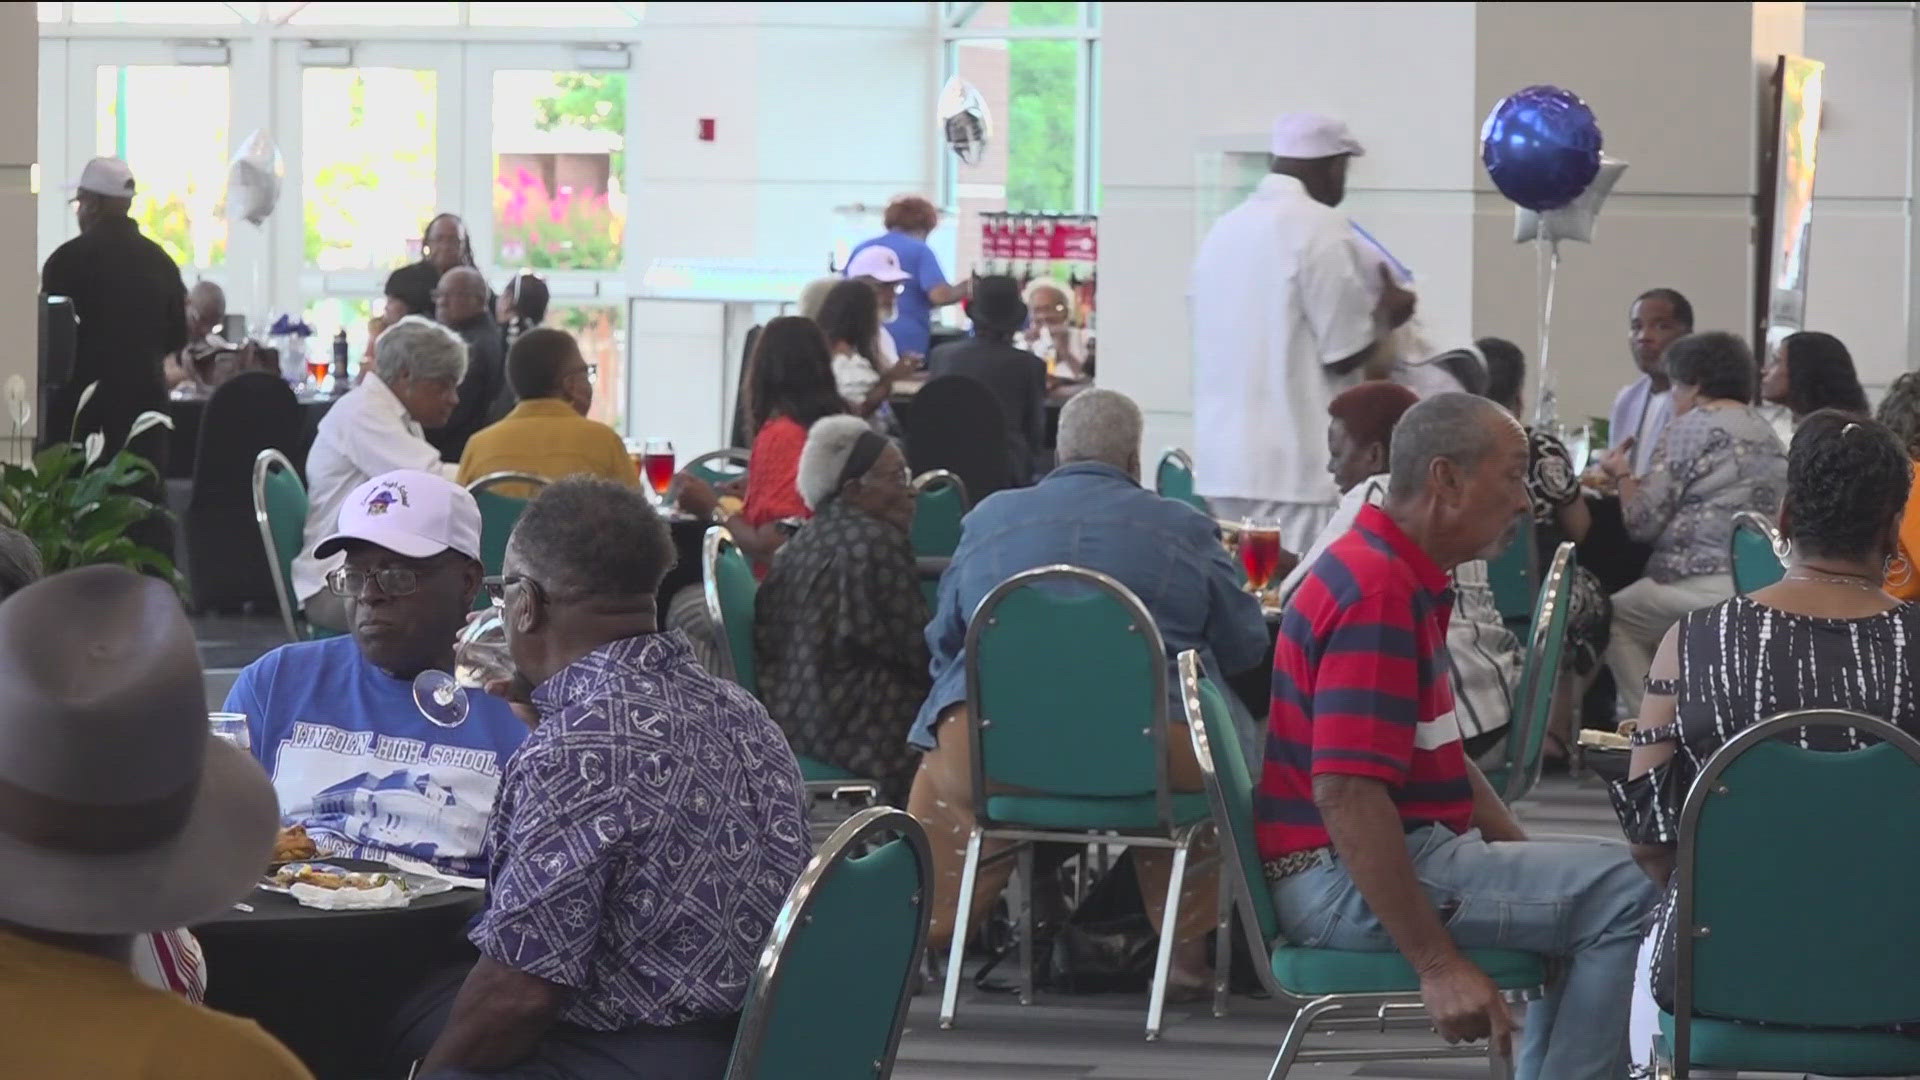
[1624,403,1786,583]
[754,496,931,803]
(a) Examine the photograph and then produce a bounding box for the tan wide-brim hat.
[0,566,279,935]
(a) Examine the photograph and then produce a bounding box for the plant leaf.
[125,410,176,445]
[68,381,99,442]
[83,432,104,468]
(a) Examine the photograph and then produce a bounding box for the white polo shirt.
[1189,173,1378,506]
[291,372,460,603]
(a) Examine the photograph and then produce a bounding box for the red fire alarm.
[698,118,716,142]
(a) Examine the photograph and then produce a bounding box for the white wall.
[1802,0,1915,393]
[0,2,34,432]
[623,1,937,453]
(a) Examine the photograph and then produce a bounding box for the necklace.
[1783,568,1885,594]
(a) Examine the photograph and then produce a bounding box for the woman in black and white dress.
[1611,410,1920,1054]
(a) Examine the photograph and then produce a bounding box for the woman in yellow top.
[1874,371,1920,600]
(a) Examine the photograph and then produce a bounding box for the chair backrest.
[725,807,932,1080]
[1484,517,1538,623]
[1180,651,1282,947]
[964,566,1171,818]
[908,469,969,559]
[191,371,302,509]
[252,448,308,642]
[1154,447,1207,514]
[901,375,1016,504]
[703,526,760,696]
[1499,542,1575,804]
[466,473,546,582]
[1728,510,1786,596]
[1672,709,1920,1060]
[685,447,752,488]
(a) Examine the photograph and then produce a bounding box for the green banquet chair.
[701,526,882,807]
[1656,709,1920,1078]
[1178,650,1546,1078]
[1154,447,1208,514]
[1483,541,1575,805]
[465,473,545,609]
[723,807,932,1080]
[251,448,338,643]
[1728,510,1787,596]
[940,565,1217,1041]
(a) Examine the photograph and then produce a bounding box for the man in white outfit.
[1190,113,1415,546]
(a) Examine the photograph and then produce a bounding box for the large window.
[941,2,1098,279]
[41,3,643,432]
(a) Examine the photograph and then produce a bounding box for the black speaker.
[37,294,77,450]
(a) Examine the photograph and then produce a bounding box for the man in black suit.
[926,275,1047,483]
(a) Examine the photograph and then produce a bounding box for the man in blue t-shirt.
[226,470,527,878]
[847,194,971,358]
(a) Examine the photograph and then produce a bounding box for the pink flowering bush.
[494,166,624,271]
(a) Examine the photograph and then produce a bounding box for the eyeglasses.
[325,566,421,598]
[481,573,547,609]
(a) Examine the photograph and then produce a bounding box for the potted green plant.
[0,382,179,582]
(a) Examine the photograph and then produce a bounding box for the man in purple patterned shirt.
[417,478,811,1079]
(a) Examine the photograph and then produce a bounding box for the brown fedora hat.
[0,566,279,934]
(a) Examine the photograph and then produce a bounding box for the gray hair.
[0,526,42,599]
[1387,392,1515,498]
[797,415,878,509]
[796,276,841,320]
[1056,388,1142,470]
[509,477,675,598]
[374,315,468,386]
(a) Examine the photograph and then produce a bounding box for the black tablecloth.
[194,861,485,1080]
[1226,612,1282,721]
[167,393,337,480]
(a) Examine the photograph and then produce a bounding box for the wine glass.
[643,437,676,505]
[411,670,470,728]
[1238,519,1283,605]
[208,712,250,750]
[455,609,513,689]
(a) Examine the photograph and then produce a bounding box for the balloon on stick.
[1480,85,1603,211]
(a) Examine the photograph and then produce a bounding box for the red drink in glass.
[1240,528,1282,591]
[644,450,676,495]
[306,359,330,386]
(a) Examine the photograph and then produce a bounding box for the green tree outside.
[1005,2,1080,213]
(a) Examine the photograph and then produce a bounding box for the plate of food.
[262,858,456,910]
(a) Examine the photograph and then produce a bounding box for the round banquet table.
[193,861,485,1080]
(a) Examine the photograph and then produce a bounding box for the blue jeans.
[1271,826,1657,1080]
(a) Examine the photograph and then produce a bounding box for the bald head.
[1384,392,1533,567]
[187,281,226,340]
[435,266,488,327]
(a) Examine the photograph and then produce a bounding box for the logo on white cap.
[363,481,410,517]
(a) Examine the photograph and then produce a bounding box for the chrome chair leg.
[1015,842,1035,1007]
[1144,826,1194,1041]
[1265,997,1339,1080]
[1211,861,1232,1019]
[939,828,984,1029]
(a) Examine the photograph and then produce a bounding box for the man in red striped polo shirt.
[1259,393,1655,1080]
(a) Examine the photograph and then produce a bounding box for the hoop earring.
[1888,552,1913,588]
[1773,536,1792,562]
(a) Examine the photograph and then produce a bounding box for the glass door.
[464,44,632,431]
[59,41,233,283]
[296,43,459,356]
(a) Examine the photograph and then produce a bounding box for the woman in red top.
[678,316,847,569]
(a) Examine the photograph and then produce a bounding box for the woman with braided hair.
[1613,410,1920,1037]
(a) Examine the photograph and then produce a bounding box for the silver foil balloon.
[226,129,284,226]
[938,76,992,166]
[1515,157,1627,245]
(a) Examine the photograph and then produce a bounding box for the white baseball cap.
[314,470,483,563]
[1270,114,1365,160]
[73,157,137,198]
[844,245,911,284]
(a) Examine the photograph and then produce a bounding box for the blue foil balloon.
[1481,85,1603,212]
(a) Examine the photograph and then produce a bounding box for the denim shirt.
[912,461,1270,748]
